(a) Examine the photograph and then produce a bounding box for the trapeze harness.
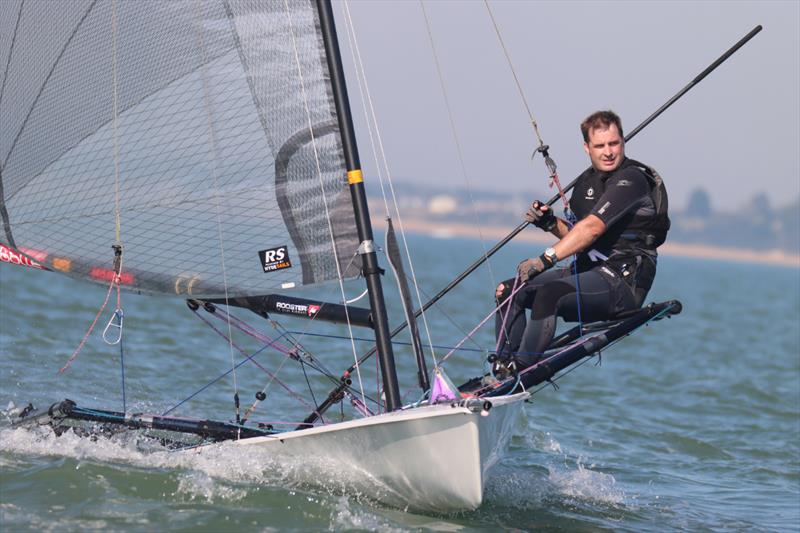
[496,158,670,368]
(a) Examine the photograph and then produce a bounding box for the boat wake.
[482,428,626,513]
[547,460,624,505]
[174,471,250,503]
[2,397,623,515]
[0,421,417,509]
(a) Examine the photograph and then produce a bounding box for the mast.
[316,0,401,411]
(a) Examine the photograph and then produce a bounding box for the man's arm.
[552,215,605,258]
[523,203,604,257]
[517,214,606,281]
[518,169,651,279]
[552,168,650,260]
[549,216,571,239]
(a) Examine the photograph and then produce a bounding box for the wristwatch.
[543,247,558,267]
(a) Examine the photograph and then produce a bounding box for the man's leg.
[516,269,631,368]
[494,278,527,357]
[494,268,569,357]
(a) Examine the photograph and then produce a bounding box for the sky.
[336,0,799,211]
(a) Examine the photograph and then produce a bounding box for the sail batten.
[0,0,360,297]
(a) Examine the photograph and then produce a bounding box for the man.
[494,110,669,372]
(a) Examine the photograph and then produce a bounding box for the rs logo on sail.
[258,245,292,272]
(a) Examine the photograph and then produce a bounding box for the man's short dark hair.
[581,110,624,143]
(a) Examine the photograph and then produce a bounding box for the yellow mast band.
[347,170,363,184]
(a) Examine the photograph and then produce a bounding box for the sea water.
[1,233,798,532]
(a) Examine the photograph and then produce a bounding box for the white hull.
[224,392,528,511]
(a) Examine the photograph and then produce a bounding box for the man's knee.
[532,280,574,317]
[495,281,512,303]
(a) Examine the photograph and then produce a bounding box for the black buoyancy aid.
[628,159,670,247]
[570,158,670,255]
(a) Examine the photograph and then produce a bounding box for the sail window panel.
[197,0,361,290]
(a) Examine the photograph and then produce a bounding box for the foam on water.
[530,427,624,503]
[175,471,248,502]
[480,429,627,522]
[547,460,624,505]
[0,422,418,513]
[0,425,147,466]
[329,497,408,532]
[0,424,432,530]
[1,503,111,533]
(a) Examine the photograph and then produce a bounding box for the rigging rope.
[419,0,502,294]
[483,1,542,148]
[340,0,440,372]
[494,274,521,355]
[234,250,384,420]
[58,256,122,374]
[201,302,339,382]
[482,0,572,220]
[111,0,122,246]
[439,277,529,366]
[60,20,128,377]
[187,306,324,418]
[186,301,366,423]
[102,246,126,411]
[111,0,126,413]
[483,0,586,362]
[284,330,488,355]
[193,0,240,424]
[282,0,370,412]
[185,302,386,420]
[117,321,126,413]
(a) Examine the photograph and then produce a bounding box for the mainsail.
[0,0,360,297]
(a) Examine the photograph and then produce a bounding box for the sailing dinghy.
[0,0,682,511]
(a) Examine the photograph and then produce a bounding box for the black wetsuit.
[496,158,668,368]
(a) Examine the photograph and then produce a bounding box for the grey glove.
[524,201,556,231]
[517,256,546,282]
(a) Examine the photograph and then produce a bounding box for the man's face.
[584,124,625,172]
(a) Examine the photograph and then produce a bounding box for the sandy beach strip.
[373,218,800,268]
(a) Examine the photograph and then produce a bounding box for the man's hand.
[524,201,556,231]
[517,256,546,282]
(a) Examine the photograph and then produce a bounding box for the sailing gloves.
[517,251,556,282]
[524,200,557,232]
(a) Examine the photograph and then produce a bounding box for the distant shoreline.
[374,218,800,268]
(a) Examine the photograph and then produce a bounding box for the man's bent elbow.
[581,215,606,241]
